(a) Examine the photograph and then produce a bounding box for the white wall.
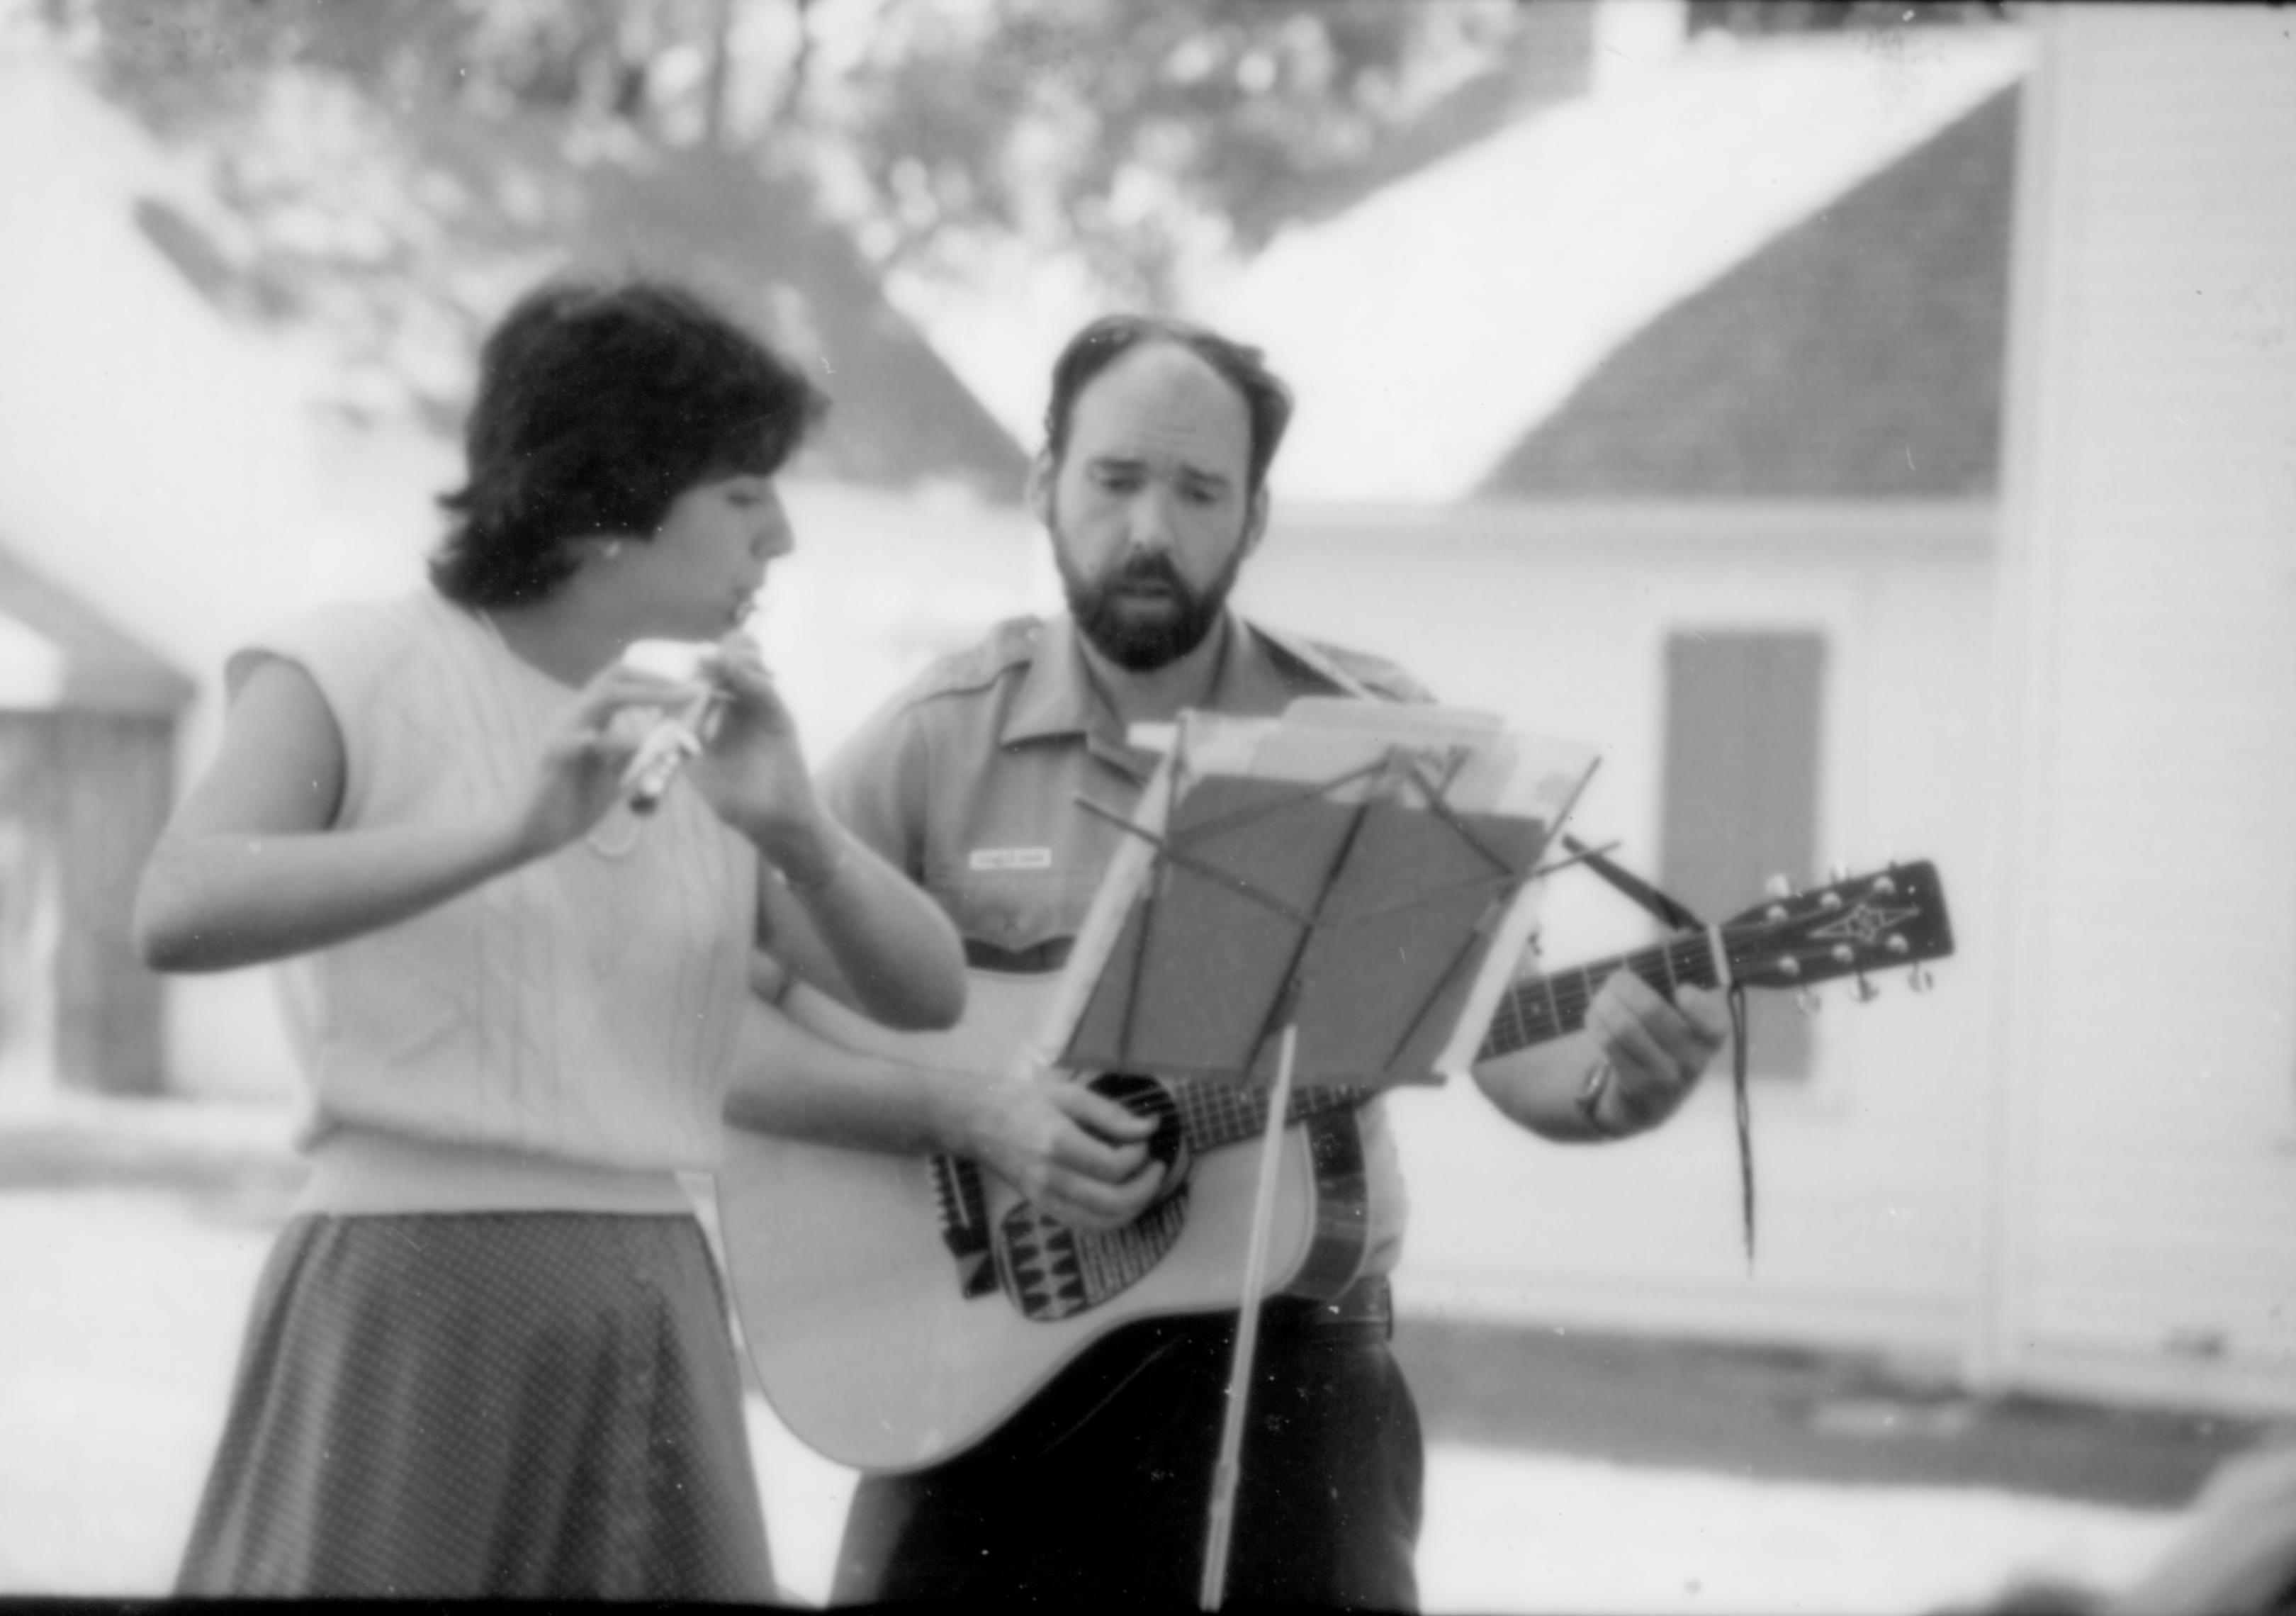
[0,45,345,1101]
[767,483,1048,761]
[1237,502,1999,1356]
[1981,4,2296,1413]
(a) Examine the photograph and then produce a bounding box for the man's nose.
[1124,486,1178,554]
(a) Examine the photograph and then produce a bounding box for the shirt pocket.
[925,863,1103,972]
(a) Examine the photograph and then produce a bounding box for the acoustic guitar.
[716,861,1952,1472]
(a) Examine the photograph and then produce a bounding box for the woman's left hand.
[684,632,831,864]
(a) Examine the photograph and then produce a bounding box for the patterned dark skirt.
[176,1210,775,1601]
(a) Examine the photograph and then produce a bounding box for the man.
[727,314,1731,1607]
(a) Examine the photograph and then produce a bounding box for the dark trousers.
[833,1286,1423,1610]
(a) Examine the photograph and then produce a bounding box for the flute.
[619,639,730,814]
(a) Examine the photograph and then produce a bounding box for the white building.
[1204,6,2296,1418]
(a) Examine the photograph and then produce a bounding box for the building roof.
[58,47,1030,505]
[1484,84,2019,499]
[1203,26,2032,505]
[555,150,1034,501]
[0,542,194,717]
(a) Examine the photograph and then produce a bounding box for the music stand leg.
[1198,1020,1300,1610]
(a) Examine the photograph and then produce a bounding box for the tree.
[798,0,1524,306]
[57,0,1528,310]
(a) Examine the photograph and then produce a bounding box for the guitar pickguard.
[954,1070,1201,1320]
[994,1188,1194,1320]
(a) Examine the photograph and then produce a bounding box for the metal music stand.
[1041,702,1592,1607]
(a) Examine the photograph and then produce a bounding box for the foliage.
[40,0,2018,430]
[802,0,1523,306]
[53,0,1529,312]
[57,0,2021,305]
[1685,1,2015,38]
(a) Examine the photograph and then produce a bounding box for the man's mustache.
[1110,555,1187,592]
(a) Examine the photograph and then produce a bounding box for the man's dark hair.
[1041,315,1293,500]
[430,277,828,609]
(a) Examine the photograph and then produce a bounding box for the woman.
[134,276,964,1600]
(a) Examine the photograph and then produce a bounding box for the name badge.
[970,846,1053,872]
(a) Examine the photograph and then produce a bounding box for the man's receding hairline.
[1064,338,1255,483]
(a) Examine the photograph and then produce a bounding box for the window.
[1659,630,1828,1079]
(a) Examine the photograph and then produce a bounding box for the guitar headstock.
[1718,862,1953,992]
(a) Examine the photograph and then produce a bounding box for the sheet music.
[1036,699,1599,1089]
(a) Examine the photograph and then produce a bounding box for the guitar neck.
[1480,931,1720,1060]
[1168,1067,1366,1154]
[1157,861,1955,1107]
[1169,933,1720,1150]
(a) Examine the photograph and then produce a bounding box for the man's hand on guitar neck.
[1585,973,1731,1133]
[1472,972,1731,1143]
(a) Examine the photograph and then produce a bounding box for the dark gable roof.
[569,150,1032,501]
[1482,84,2018,500]
[130,116,1032,505]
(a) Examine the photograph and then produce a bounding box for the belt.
[1259,1275,1393,1344]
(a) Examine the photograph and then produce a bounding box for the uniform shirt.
[820,610,1433,1281]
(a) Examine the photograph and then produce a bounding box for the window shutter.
[1660,631,1827,1079]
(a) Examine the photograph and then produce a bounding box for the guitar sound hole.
[1086,1071,1188,1176]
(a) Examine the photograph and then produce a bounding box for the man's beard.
[1058,544,1244,671]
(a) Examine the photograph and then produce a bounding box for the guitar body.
[716,970,1370,1474]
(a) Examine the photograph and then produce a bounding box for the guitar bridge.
[930,1155,1000,1299]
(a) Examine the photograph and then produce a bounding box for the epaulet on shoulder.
[895,615,1048,707]
[1298,636,1434,705]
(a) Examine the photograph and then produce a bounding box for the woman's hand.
[682,634,821,850]
[507,661,702,857]
[140,654,684,974]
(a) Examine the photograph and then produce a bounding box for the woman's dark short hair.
[430,277,828,609]
[1041,315,1293,500]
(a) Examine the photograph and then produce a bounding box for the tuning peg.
[1795,987,1823,1015]
[1908,964,1934,993]
[1765,874,1796,899]
[1871,873,1898,897]
[1828,863,1849,883]
[1851,975,1881,1003]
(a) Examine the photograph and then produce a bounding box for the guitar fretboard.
[1168,1071,1365,1154]
[1163,928,1720,1150]
[1480,932,1721,1060]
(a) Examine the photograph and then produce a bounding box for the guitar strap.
[1560,836,1757,1265]
[1304,647,1760,1260]
[1557,834,1703,931]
